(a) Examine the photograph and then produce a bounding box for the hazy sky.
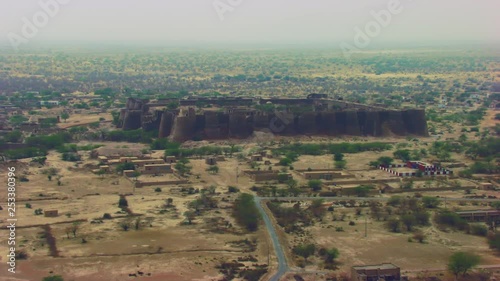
[1,0,499,47]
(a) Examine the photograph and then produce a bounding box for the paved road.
[255,195,498,281]
[254,196,288,281]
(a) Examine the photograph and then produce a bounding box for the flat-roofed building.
[142,164,172,175]
[352,263,401,281]
[479,182,494,190]
[302,171,353,180]
[165,156,177,164]
[456,210,500,223]
[44,210,59,217]
[132,159,165,167]
[250,155,263,162]
[206,157,217,165]
[244,170,292,182]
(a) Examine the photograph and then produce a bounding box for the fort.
[117,97,428,142]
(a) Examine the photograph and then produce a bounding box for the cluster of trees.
[465,138,500,159]
[3,147,47,159]
[393,149,427,162]
[39,117,59,128]
[267,201,314,233]
[105,129,158,143]
[164,144,241,158]
[61,152,81,162]
[26,132,72,150]
[292,243,340,268]
[2,132,75,159]
[434,210,470,232]
[369,156,394,167]
[276,142,392,156]
[351,185,375,197]
[1,130,23,143]
[174,158,192,177]
[232,193,261,232]
[277,151,299,167]
[429,108,486,126]
[384,196,432,233]
[183,189,219,225]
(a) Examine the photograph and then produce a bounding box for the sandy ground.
[0,149,269,281]
[58,113,111,129]
[480,109,499,129]
[278,206,500,277]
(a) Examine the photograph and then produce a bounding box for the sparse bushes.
[293,244,316,262]
[42,276,64,281]
[175,158,192,176]
[278,142,391,156]
[119,220,131,231]
[413,231,426,243]
[487,232,500,252]
[61,152,81,162]
[435,210,469,231]
[206,165,219,174]
[422,196,440,208]
[469,224,488,236]
[370,156,394,168]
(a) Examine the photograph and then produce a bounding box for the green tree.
[308,180,322,191]
[184,211,196,224]
[116,162,135,173]
[333,153,344,161]
[310,199,326,218]
[387,218,401,233]
[233,193,261,231]
[5,130,22,143]
[293,244,316,262]
[335,160,347,169]
[175,158,192,176]
[9,115,28,125]
[370,156,393,167]
[61,112,70,122]
[491,201,500,210]
[401,214,416,231]
[353,185,372,197]
[422,196,441,208]
[324,247,340,263]
[448,252,480,279]
[394,149,411,161]
[285,178,298,189]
